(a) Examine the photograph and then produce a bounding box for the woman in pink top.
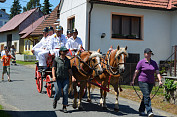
[131,48,163,117]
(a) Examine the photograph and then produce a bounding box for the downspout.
[88,2,93,51]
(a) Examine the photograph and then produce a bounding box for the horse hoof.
[73,104,77,109]
[73,106,77,109]
[102,107,107,110]
[114,108,119,112]
[87,99,92,103]
[78,106,84,111]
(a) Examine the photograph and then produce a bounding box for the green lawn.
[16,60,36,65]
[0,105,11,117]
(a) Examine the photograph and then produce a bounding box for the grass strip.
[0,105,11,117]
[16,60,36,65]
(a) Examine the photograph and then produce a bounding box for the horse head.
[88,49,103,76]
[108,45,128,74]
[77,49,103,76]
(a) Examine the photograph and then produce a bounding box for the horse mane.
[115,48,128,58]
[89,51,102,59]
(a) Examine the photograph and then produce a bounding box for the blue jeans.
[54,78,69,106]
[138,81,154,115]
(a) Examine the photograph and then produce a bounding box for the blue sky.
[0,0,60,14]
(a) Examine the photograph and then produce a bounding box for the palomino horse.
[87,45,128,111]
[70,49,103,110]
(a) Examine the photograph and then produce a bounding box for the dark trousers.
[54,78,69,106]
[138,81,154,114]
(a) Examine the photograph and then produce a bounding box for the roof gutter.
[88,2,93,51]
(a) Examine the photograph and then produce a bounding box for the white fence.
[16,54,36,61]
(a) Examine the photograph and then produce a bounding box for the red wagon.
[35,54,55,98]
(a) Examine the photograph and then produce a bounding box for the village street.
[0,62,176,117]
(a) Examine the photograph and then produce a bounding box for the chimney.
[1,9,6,12]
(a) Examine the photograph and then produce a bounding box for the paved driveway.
[0,62,175,117]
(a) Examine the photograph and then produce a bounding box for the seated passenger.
[66,29,71,39]
[49,25,67,57]
[66,28,84,56]
[31,27,50,69]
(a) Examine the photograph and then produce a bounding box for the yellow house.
[20,16,46,55]
[20,4,60,55]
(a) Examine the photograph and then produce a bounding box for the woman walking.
[131,48,163,117]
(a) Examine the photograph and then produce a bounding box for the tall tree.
[10,0,22,19]
[23,0,41,12]
[42,0,52,15]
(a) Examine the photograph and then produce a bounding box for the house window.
[0,14,2,17]
[67,16,75,31]
[112,14,142,40]
[25,40,28,51]
[28,40,31,50]
[14,42,17,50]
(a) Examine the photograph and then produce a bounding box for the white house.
[59,0,177,64]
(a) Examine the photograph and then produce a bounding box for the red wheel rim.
[46,75,52,98]
[35,66,43,93]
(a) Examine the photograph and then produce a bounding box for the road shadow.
[67,93,166,117]
[2,110,57,117]
[0,80,24,83]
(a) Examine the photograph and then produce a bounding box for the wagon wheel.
[35,65,43,93]
[46,75,53,98]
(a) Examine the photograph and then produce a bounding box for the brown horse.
[87,45,128,111]
[70,49,103,110]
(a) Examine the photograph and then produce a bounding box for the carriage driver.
[31,27,50,69]
[52,46,76,112]
[49,25,67,57]
[66,28,84,56]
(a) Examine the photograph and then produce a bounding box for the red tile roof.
[20,15,48,39]
[30,4,60,36]
[91,0,177,10]
[0,8,37,33]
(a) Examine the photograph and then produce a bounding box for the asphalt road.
[0,62,176,117]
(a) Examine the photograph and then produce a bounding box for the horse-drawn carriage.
[34,45,128,111]
[35,53,55,98]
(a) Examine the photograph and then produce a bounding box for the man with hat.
[48,26,54,36]
[49,25,67,57]
[31,27,50,69]
[66,28,83,56]
[52,46,75,112]
[131,48,163,117]
[66,29,71,39]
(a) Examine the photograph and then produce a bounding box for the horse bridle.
[74,51,102,76]
[106,49,126,75]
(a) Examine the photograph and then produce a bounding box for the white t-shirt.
[66,36,83,50]
[49,34,67,54]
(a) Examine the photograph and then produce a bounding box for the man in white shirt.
[49,25,67,57]
[66,28,83,56]
[31,27,50,68]
[66,29,71,39]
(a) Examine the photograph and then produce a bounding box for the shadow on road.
[2,110,57,117]
[66,93,166,117]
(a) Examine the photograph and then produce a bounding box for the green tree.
[23,0,41,12]
[42,0,52,15]
[10,0,22,19]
